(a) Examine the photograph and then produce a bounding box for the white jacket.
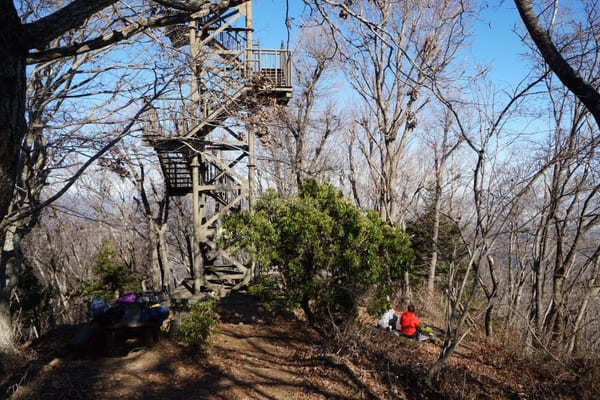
[377,309,396,330]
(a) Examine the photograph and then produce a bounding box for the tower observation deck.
[143,1,292,295]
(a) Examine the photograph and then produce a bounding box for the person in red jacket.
[400,304,420,339]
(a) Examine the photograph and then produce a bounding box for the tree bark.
[0,222,23,352]
[427,181,442,297]
[156,223,171,292]
[0,2,27,224]
[148,219,163,290]
[514,0,600,129]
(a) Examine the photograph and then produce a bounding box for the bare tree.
[256,25,342,194]
[1,0,244,223]
[424,111,463,297]
[426,72,551,379]
[500,0,600,354]
[511,84,600,353]
[303,0,469,226]
[0,0,258,351]
[102,140,172,293]
[18,167,149,340]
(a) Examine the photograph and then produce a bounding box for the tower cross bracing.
[144,1,292,294]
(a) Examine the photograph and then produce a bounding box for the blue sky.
[252,0,307,48]
[249,1,555,152]
[252,0,533,88]
[470,1,533,88]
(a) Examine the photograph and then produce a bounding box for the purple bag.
[115,292,136,304]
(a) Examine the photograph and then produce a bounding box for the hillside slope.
[1,294,594,399]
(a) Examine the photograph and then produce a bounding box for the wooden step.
[205,265,243,274]
[205,274,245,284]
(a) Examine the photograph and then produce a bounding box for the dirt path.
[4,295,383,400]
[3,293,556,399]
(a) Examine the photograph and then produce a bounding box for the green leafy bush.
[84,243,140,299]
[222,179,414,328]
[248,275,280,312]
[176,299,218,346]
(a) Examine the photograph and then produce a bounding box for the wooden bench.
[102,321,162,351]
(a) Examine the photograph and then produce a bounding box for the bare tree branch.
[24,0,120,50]
[514,0,600,128]
[27,12,193,64]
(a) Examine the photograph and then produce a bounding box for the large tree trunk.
[0,3,27,224]
[0,5,27,351]
[0,223,24,352]
[147,218,171,292]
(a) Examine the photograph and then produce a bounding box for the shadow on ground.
[1,292,387,399]
[1,291,560,399]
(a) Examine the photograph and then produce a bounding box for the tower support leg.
[191,155,204,294]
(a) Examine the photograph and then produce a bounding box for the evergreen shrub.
[84,243,140,299]
[222,179,414,328]
[176,299,218,347]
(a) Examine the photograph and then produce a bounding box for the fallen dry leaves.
[0,295,595,399]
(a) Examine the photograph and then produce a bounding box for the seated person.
[377,307,398,331]
[400,304,420,339]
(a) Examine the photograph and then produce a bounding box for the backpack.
[87,297,110,320]
[135,291,165,306]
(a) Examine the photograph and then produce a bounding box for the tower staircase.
[144,2,291,296]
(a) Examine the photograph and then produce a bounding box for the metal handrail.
[245,48,293,88]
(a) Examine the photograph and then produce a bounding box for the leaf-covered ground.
[0,293,596,399]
